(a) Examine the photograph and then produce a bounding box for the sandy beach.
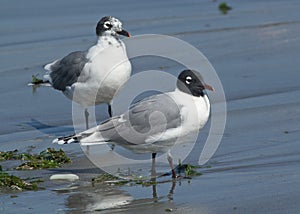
[1,0,300,213]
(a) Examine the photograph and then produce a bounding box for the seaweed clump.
[177,163,202,177]
[91,163,204,187]
[16,148,71,170]
[92,173,129,186]
[0,148,71,170]
[31,74,44,85]
[0,171,40,191]
[219,2,232,14]
[0,149,21,161]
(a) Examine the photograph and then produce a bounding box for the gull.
[53,69,214,178]
[44,16,131,129]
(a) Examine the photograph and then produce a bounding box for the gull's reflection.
[63,185,133,212]
[61,176,177,213]
[150,154,176,203]
[151,179,176,202]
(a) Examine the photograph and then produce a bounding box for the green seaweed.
[0,148,71,170]
[92,172,157,186]
[219,2,232,14]
[16,160,60,170]
[30,74,46,94]
[16,148,71,170]
[31,74,44,84]
[0,149,20,161]
[92,173,152,186]
[177,164,202,177]
[92,173,119,183]
[92,173,169,187]
[92,173,129,186]
[138,180,158,187]
[0,171,39,191]
[92,163,204,187]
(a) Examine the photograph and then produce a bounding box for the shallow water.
[1,0,300,213]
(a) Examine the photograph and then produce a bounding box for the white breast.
[68,37,131,106]
[172,89,210,132]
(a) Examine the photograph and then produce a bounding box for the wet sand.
[1,0,300,213]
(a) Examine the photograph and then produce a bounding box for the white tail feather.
[52,127,109,146]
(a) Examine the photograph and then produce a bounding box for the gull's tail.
[52,133,80,145]
[52,126,108,146]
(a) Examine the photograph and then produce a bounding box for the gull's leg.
[84,108,90,154]
[107,103,115,151]
[167,152,176,179]
[151,153,157,180]
[110,144,115,151]
[84,108,89,129]
[151,153,157,202]
[108,103,113,118]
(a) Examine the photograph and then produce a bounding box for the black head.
[177,70,214,97]
[96,16,130,37]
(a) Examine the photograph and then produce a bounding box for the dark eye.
[185,76,192,84]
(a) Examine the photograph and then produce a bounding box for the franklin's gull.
[44,16,131,128]
[53,69,214,178]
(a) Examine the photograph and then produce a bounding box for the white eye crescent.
[185,76,192,84]
[104,21,112,29]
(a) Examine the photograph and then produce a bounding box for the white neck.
[202,93,211,112]
[86,35,123,60]
[173,88,211,129]
[97,34,120,46]
[174,88,210,107]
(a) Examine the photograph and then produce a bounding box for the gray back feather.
[49,51,88,91]
[98,93,182,145]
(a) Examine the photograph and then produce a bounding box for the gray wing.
[48,51,88,91]
[97,93,183,145]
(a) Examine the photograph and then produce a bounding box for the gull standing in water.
[44,16,131,129]
[53,70,214,178]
